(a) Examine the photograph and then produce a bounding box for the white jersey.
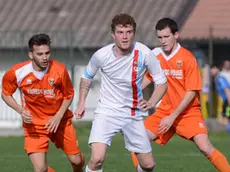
[220,71,230,84]
[83,42,166,117]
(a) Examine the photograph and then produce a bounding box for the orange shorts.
[24,119,80,155]
[144,111,208,145]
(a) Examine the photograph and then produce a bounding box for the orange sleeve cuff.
[1,90,13,96]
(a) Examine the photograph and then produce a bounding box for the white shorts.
[88,113,152,153]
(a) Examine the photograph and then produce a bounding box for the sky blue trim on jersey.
[135,108,141,116]
[135,51,144,116]
[218,75,230,89]
[84,68,94,79]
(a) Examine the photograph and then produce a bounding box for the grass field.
[0,123,229,172]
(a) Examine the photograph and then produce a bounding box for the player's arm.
[142,72,152,89]
[78,78,92,108]
[170,56,202,120]
[45,96,74,133]
[2,68,22,113]
[75,53,101,118]
[55,99,73,118]
[55,67,75,119]
[140,52,167,111]
[144,82,167,111]
[2,93,23,114]
[169,91,196,120]
[74,77,92,119]
[1,69,32,123]
[158,90,196,134]
[44,98,73,133]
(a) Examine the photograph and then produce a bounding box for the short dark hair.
[211,64,221,70]
[28,33,51,52]
[111,13,136,33]
[155,18,178,34]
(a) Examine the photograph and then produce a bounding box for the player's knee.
[194,134,213,156]
[198,144,213,156]
[140,160,155,171]
[196,140,213,155]
[33,164,48,172]
[68,153,83,166]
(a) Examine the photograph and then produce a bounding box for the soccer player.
[1,34,84,172]
[74,13,167,172]
[131,18,230,172]
[221,60,230,80]
[211,65,230,122]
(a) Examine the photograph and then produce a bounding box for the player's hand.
[20,109,32,123]
[75,103,85,119]
[45,115,62,133]
[139,98,153,112]
[158,115,175,134]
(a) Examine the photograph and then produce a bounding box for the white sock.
[85,165,103,172]
[137,164,154,172]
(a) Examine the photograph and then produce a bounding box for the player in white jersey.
[75,13,167,172]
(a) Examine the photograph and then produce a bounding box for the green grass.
[0,123,229,172]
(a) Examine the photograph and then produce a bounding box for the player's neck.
[164,43,178,56]
[113,45,132,58]
[31,61,48,72]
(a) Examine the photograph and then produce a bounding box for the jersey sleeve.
[2,68,18,96]
[145,51,166,85]
[61,67,74,100]
[82,52,102,80]
[184,54,202,91]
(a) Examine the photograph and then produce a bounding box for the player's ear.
[28,52,33,60]
[174,31,179,40]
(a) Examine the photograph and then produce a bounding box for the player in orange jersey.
[1,34,84,172]
[131,18,230,172]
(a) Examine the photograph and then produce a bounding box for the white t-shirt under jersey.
[83,42,166,117]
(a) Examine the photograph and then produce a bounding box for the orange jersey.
[2,60,74,126]
[146,44,202,115]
